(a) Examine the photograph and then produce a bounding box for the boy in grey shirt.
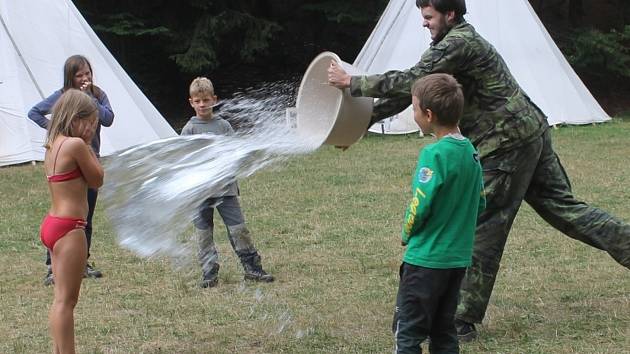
[181,77,274,287]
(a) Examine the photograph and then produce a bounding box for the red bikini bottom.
[40,214,87,251]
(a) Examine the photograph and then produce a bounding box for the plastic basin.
[295,52,373,147]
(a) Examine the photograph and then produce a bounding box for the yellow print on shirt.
[404,187,426,235]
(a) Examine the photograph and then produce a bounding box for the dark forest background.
[72,0,630,130]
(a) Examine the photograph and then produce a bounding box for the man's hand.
[327,60,351,89]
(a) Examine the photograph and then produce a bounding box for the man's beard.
[431,20,453,43]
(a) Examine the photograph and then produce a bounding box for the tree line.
[73,0,629,122]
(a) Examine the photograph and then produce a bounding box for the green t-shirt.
[402,136,485,269]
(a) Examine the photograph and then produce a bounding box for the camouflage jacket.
[350,21,549,158]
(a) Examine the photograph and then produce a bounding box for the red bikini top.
[47,138,83,182]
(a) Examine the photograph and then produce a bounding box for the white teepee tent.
[0,0,176,167]
[354,0,611,134]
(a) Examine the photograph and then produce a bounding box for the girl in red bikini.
[41,89,104,354]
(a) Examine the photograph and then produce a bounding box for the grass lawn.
[1,117,629,353]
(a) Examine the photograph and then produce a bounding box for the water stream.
[100,81,319,264]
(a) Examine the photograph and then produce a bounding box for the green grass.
[1,118,629,353]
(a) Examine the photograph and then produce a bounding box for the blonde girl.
[40,89,104,354]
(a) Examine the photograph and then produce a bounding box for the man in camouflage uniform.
[328,0,630,342]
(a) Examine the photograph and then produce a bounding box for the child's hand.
[79,118,98,143]
[79,81,92,92]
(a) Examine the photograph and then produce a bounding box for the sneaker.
[455,319,477,343]
[84,263,103,278]
[244,269,275,283]
[43,268,54,286]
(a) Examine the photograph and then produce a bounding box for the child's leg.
[50,229,87,354]
[195,228,219,274]
[393,263,446,354]
[429,268,465,354]
[194,198,220,285]
[85,188,98,259]
[216,196,255,257]
[217,196,273,282]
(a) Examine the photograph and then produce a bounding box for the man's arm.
[370,96,412,125]
[350,38,466,99]
[351,38,469,123]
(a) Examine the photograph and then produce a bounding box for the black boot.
[241,254,274,283]
[200,263,220,288]
[455,318,477,342]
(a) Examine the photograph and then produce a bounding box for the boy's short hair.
[189,77,215,97]
[411,73,464,127]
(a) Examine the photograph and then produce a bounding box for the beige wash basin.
[296,52,374,147]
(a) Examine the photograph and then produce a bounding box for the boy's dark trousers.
[45,188,98,266]
[393,262,465,354]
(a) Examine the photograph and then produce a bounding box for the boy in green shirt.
[393,73,485,353]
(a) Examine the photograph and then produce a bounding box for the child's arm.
[180,122,193,136]
[68,138,104,188]
[27,91,62,129]
[223,120,235,136]
[401,148,442,245]
[94,91,115,127]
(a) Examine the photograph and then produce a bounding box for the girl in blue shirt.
[28,54,114,285]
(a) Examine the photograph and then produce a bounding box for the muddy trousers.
[194,196,259,274]
[456,129,630,324]
[393,263,465,354]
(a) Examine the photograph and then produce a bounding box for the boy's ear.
[426,108,435,123]
[188,97,194,107]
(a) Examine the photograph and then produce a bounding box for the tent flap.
[0,0,175,167]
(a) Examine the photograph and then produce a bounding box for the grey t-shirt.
[180,116,239,197]
[181,116,233,136]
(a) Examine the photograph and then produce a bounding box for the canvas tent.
[353,0,611,134]
[0,0,176,167]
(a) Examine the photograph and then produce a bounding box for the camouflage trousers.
[456,129,630,324]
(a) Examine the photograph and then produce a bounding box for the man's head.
[189,77,217,120]
[416,0,466,41]
[411,73,464,133]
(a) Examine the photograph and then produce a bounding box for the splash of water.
[100,80,319,263]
